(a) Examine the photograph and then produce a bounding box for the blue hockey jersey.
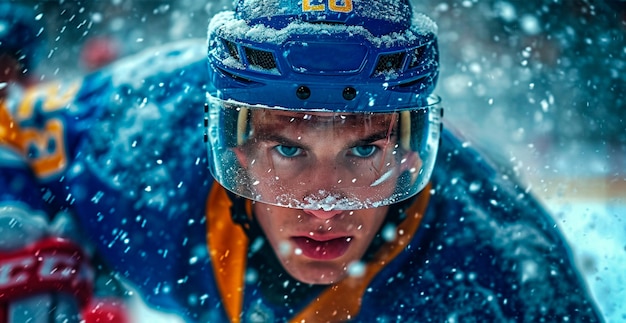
[0,39,602,322]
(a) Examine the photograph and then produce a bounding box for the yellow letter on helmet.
[302,0,325,12]
[329,0,352,13]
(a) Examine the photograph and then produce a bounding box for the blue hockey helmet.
[0,3,46,74]
[205,0,443,210]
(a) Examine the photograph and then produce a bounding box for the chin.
[284,259,350,285]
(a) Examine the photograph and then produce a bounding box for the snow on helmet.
[205,0,443,210]
[0,3,45,74]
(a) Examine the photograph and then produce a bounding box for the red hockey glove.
[0,237,93,322]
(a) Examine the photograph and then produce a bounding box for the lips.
[291,236,352,260]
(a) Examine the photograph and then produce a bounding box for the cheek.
[254,204,291,243]
[344,208,387,240]
[363,209,388,236]
[254,204,274,232]
[255,207,300,261]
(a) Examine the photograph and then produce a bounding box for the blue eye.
[275,145,302,158]
[350,145,377,158]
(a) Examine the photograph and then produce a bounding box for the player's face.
[235,109,413,284]
[234,110,418,209]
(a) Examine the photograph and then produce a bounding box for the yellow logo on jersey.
[17,81,80,119]
[11,81,81,178]
[20,119,68,178]
[302,0,353,13]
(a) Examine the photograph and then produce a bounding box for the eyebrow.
[253,129,397,150]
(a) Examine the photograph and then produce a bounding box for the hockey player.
[0,0,602,322]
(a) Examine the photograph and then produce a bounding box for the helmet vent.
[223,39,240,60]
[398,75,426,88]
[373,52,405,75]
[244,47,277,70]
[408,47,424,69]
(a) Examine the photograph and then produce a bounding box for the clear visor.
[206,95,442,210]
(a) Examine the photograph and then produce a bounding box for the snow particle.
[382,223,397,242]
[348,261,366,278]
[520,14,541,35]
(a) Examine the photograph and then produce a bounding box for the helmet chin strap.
[226,189,263,239]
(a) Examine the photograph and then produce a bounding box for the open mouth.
[291,236,352,260]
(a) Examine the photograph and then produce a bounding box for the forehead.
[250,109,397,129]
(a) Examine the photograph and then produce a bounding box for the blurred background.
[3,0,625,321]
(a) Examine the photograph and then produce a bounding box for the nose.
[303,209,342,220]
